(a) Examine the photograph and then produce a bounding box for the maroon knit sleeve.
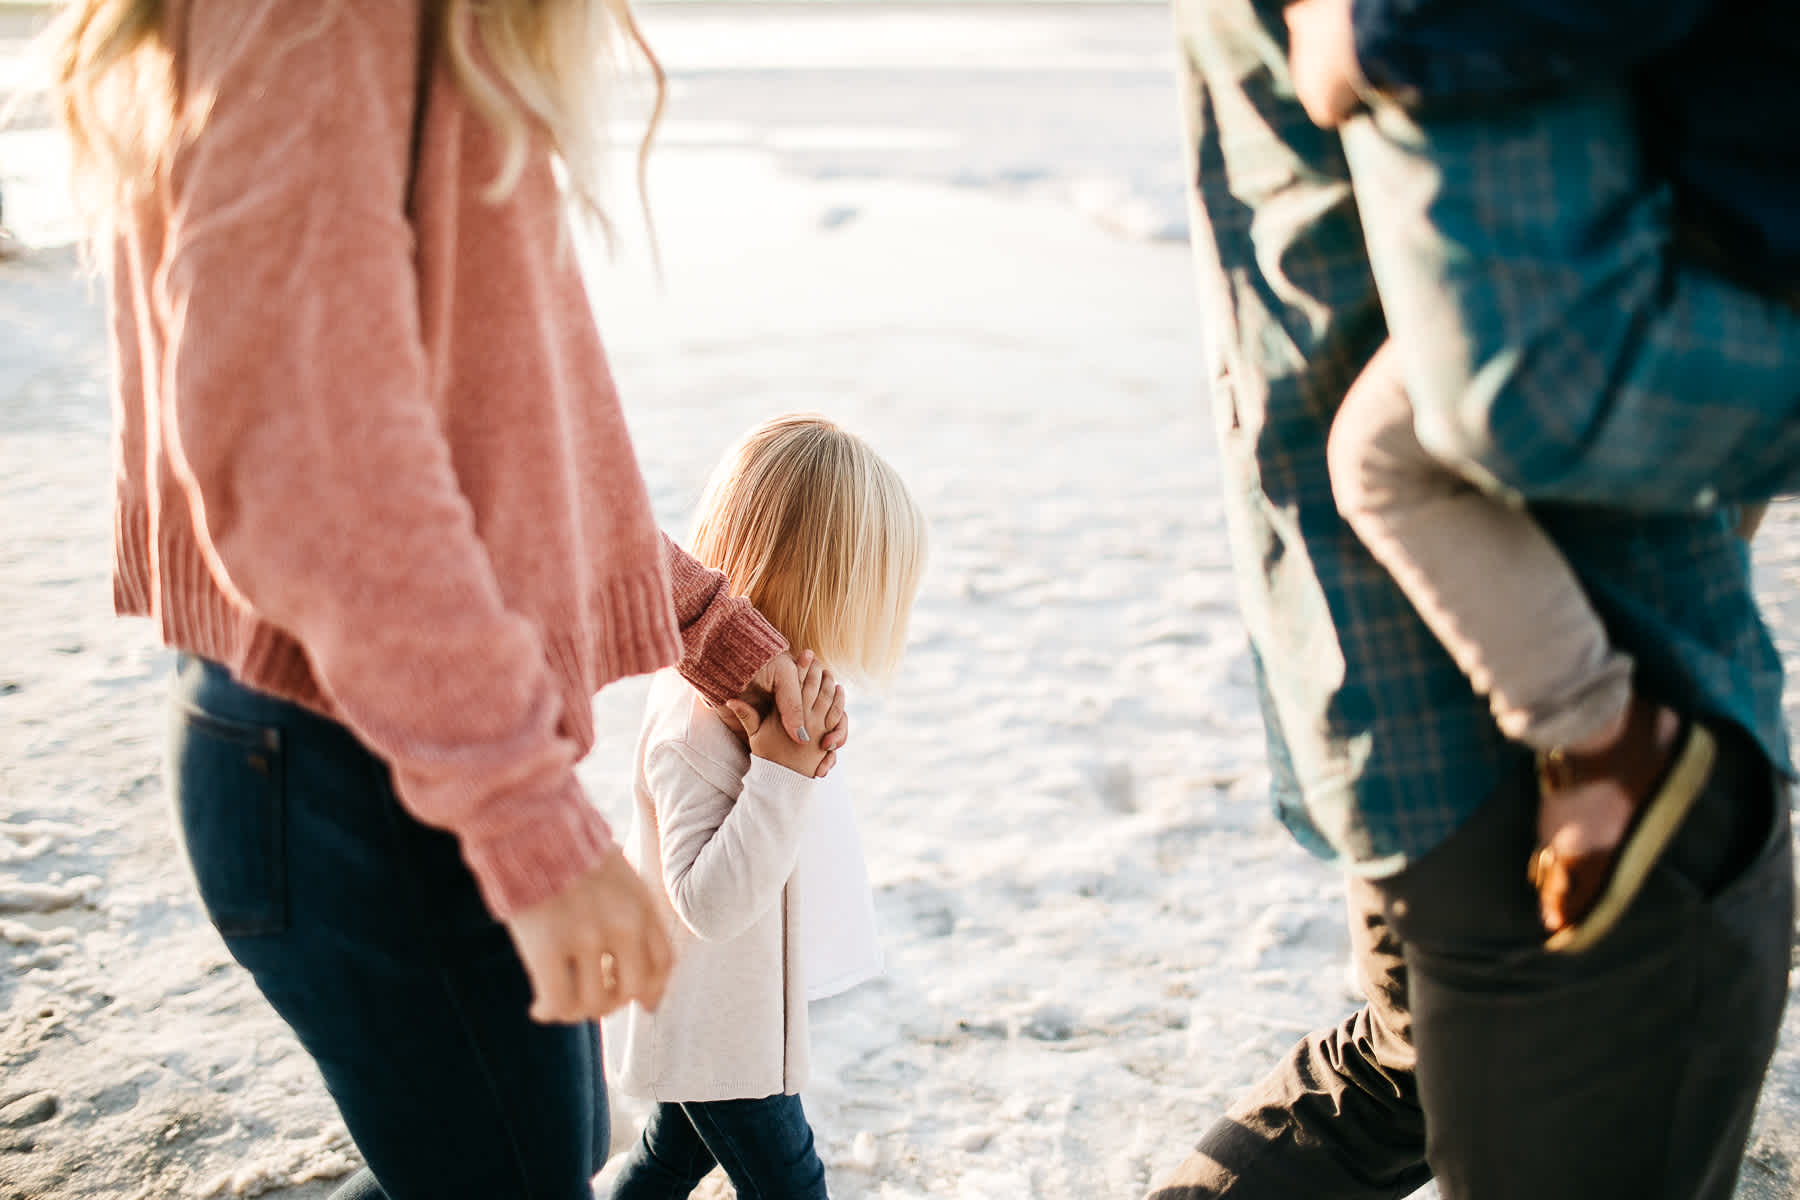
[662,533,787,705]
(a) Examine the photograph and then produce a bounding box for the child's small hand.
[1285,0,1366,129]
[742,649,853,762]
[725,655,842,778]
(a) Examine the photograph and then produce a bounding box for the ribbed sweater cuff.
[589,567,686,685]
[461,775,618,919]
[113,499,153,616]
[683,611,789,706]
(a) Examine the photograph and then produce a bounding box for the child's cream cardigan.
[607,670,818,1102]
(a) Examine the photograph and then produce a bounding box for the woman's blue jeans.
[609,1095,828,1200]
[169,655,609,1200]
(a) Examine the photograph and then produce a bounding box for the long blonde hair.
[43,0,662,236]
[690,415,929,685]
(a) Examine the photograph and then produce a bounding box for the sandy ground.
[2,4,1797,1198]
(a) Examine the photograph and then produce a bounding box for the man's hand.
[742,650,850,776]
[726,654,844,779]
[503,848,674,1023]
[1285,0,1367,129]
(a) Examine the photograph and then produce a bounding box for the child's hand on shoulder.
[725,655,842,779]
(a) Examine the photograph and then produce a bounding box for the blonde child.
[606,414,927,1200]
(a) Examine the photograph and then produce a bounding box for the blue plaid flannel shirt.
[1351,0,1800,285]
[1172,0,1791,873]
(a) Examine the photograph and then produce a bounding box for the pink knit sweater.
[109,1,784,918]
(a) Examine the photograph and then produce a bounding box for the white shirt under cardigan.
[606,670,881,1104]
[794,764,883,1003]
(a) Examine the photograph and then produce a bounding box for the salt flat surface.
[2,5,1795,1198]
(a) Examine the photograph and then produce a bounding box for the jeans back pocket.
[171,705,287,937]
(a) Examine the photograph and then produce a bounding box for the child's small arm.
[646,742,815,943]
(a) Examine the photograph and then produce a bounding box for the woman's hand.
[740,650,850,776]
[504,848,674,1023]
[726,655,844,779]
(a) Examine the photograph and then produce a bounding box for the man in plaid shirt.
[1152,1,1796,1196]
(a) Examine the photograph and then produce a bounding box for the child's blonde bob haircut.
[690,415,927,685]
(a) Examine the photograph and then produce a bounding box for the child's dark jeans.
[610,1094,829,1200]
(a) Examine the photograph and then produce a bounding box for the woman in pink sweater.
[45,2,842,1197]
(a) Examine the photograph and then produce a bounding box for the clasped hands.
[505,649,847,1025]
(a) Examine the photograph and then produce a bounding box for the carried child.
[605,414,928,1200]
[1284,0,1800,952]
